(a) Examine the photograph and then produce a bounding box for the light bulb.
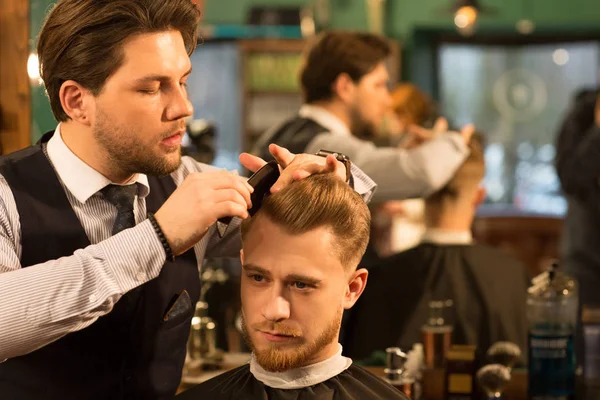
[454,5,478,36]
[516,19,535,35]
[552,49,569,66]
[27,52,42,85]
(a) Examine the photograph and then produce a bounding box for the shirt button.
[89,294,97,303]
[136,272,145,282]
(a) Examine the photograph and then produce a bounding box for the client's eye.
[250,274,264,283]
[293,282,308,290]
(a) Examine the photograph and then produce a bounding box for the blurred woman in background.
[369,83,439,258]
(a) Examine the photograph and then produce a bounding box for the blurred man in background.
[253,31,474,203]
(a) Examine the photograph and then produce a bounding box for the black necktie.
[102,184,138,235]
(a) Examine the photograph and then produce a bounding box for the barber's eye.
[250,274,264,282]
[139,88,159,95]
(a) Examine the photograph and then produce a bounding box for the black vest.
[253,116,327,161]
[0,132,199,400]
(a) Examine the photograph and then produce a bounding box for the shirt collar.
[299,104,351,137]
[249,343,352,390]
[46,124,150,204]
[421,228,473,245]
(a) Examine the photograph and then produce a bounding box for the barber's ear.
[239,249,244,265]
[59,80,94,126]
[343,268,368,310]
[332,73,356,104]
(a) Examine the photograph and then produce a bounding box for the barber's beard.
[349,105,377,140]
[93,107,182,177]
[242,308,342,373]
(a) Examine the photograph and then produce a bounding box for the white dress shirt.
[0,125,376,360]
[298,105,351,137]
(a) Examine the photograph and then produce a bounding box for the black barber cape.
[177,364,407,400]
[342,243,530,363]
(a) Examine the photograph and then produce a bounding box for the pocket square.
[163,290,192,322]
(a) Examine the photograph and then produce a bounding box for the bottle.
[581,305,600,399]
[187,301,217,362]
[384,347,421,399]
[527,261,578,400]
[421,299,454,369]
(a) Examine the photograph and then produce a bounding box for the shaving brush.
[486,341,521,370]
[476,364,511,399]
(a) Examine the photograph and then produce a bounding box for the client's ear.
[473,186,486,208]
[343,268,368,310]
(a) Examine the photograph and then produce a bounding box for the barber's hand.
[406,118,475,147]
[432,117,449,133]
[239,144,346,193]
[403,117,448,149]
[154,171,253,255]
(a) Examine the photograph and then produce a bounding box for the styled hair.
[241,174,371,268]
[426,133,486,205]
[391,83,435,126]
[300,31,391,104]
[37,0,201,121]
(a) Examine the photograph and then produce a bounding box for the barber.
[0,1,375,399]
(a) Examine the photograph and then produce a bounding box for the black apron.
[252,116,328,161]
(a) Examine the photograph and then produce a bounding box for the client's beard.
[241,309,342,372]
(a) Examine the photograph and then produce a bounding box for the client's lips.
[259,331,296,343]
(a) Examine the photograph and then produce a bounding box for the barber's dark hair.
[37,0,201,122]
[300,31,391,104]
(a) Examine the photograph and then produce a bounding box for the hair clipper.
[216,161,280,238]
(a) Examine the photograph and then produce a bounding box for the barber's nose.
[383,90,392,107]
[262,294,290,322]
[166,86,193,121]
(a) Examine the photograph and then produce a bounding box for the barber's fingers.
[270,162,315,193]
[239,152,266,173]
[212,201,250,221]
[460,123,476,144]
[433,117,448,133]
[212,188,252,209]
[325,155,340,172]
[269,144,295,168]
[406,124,434,140]
[291,155,342,181]
[272,157,344,192]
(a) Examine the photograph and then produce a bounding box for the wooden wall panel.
[0,0,31,155]
[472,215,563,277]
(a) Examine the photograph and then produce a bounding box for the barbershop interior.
[1,0,600,399]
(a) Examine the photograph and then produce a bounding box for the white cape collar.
[249,343,352,390]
